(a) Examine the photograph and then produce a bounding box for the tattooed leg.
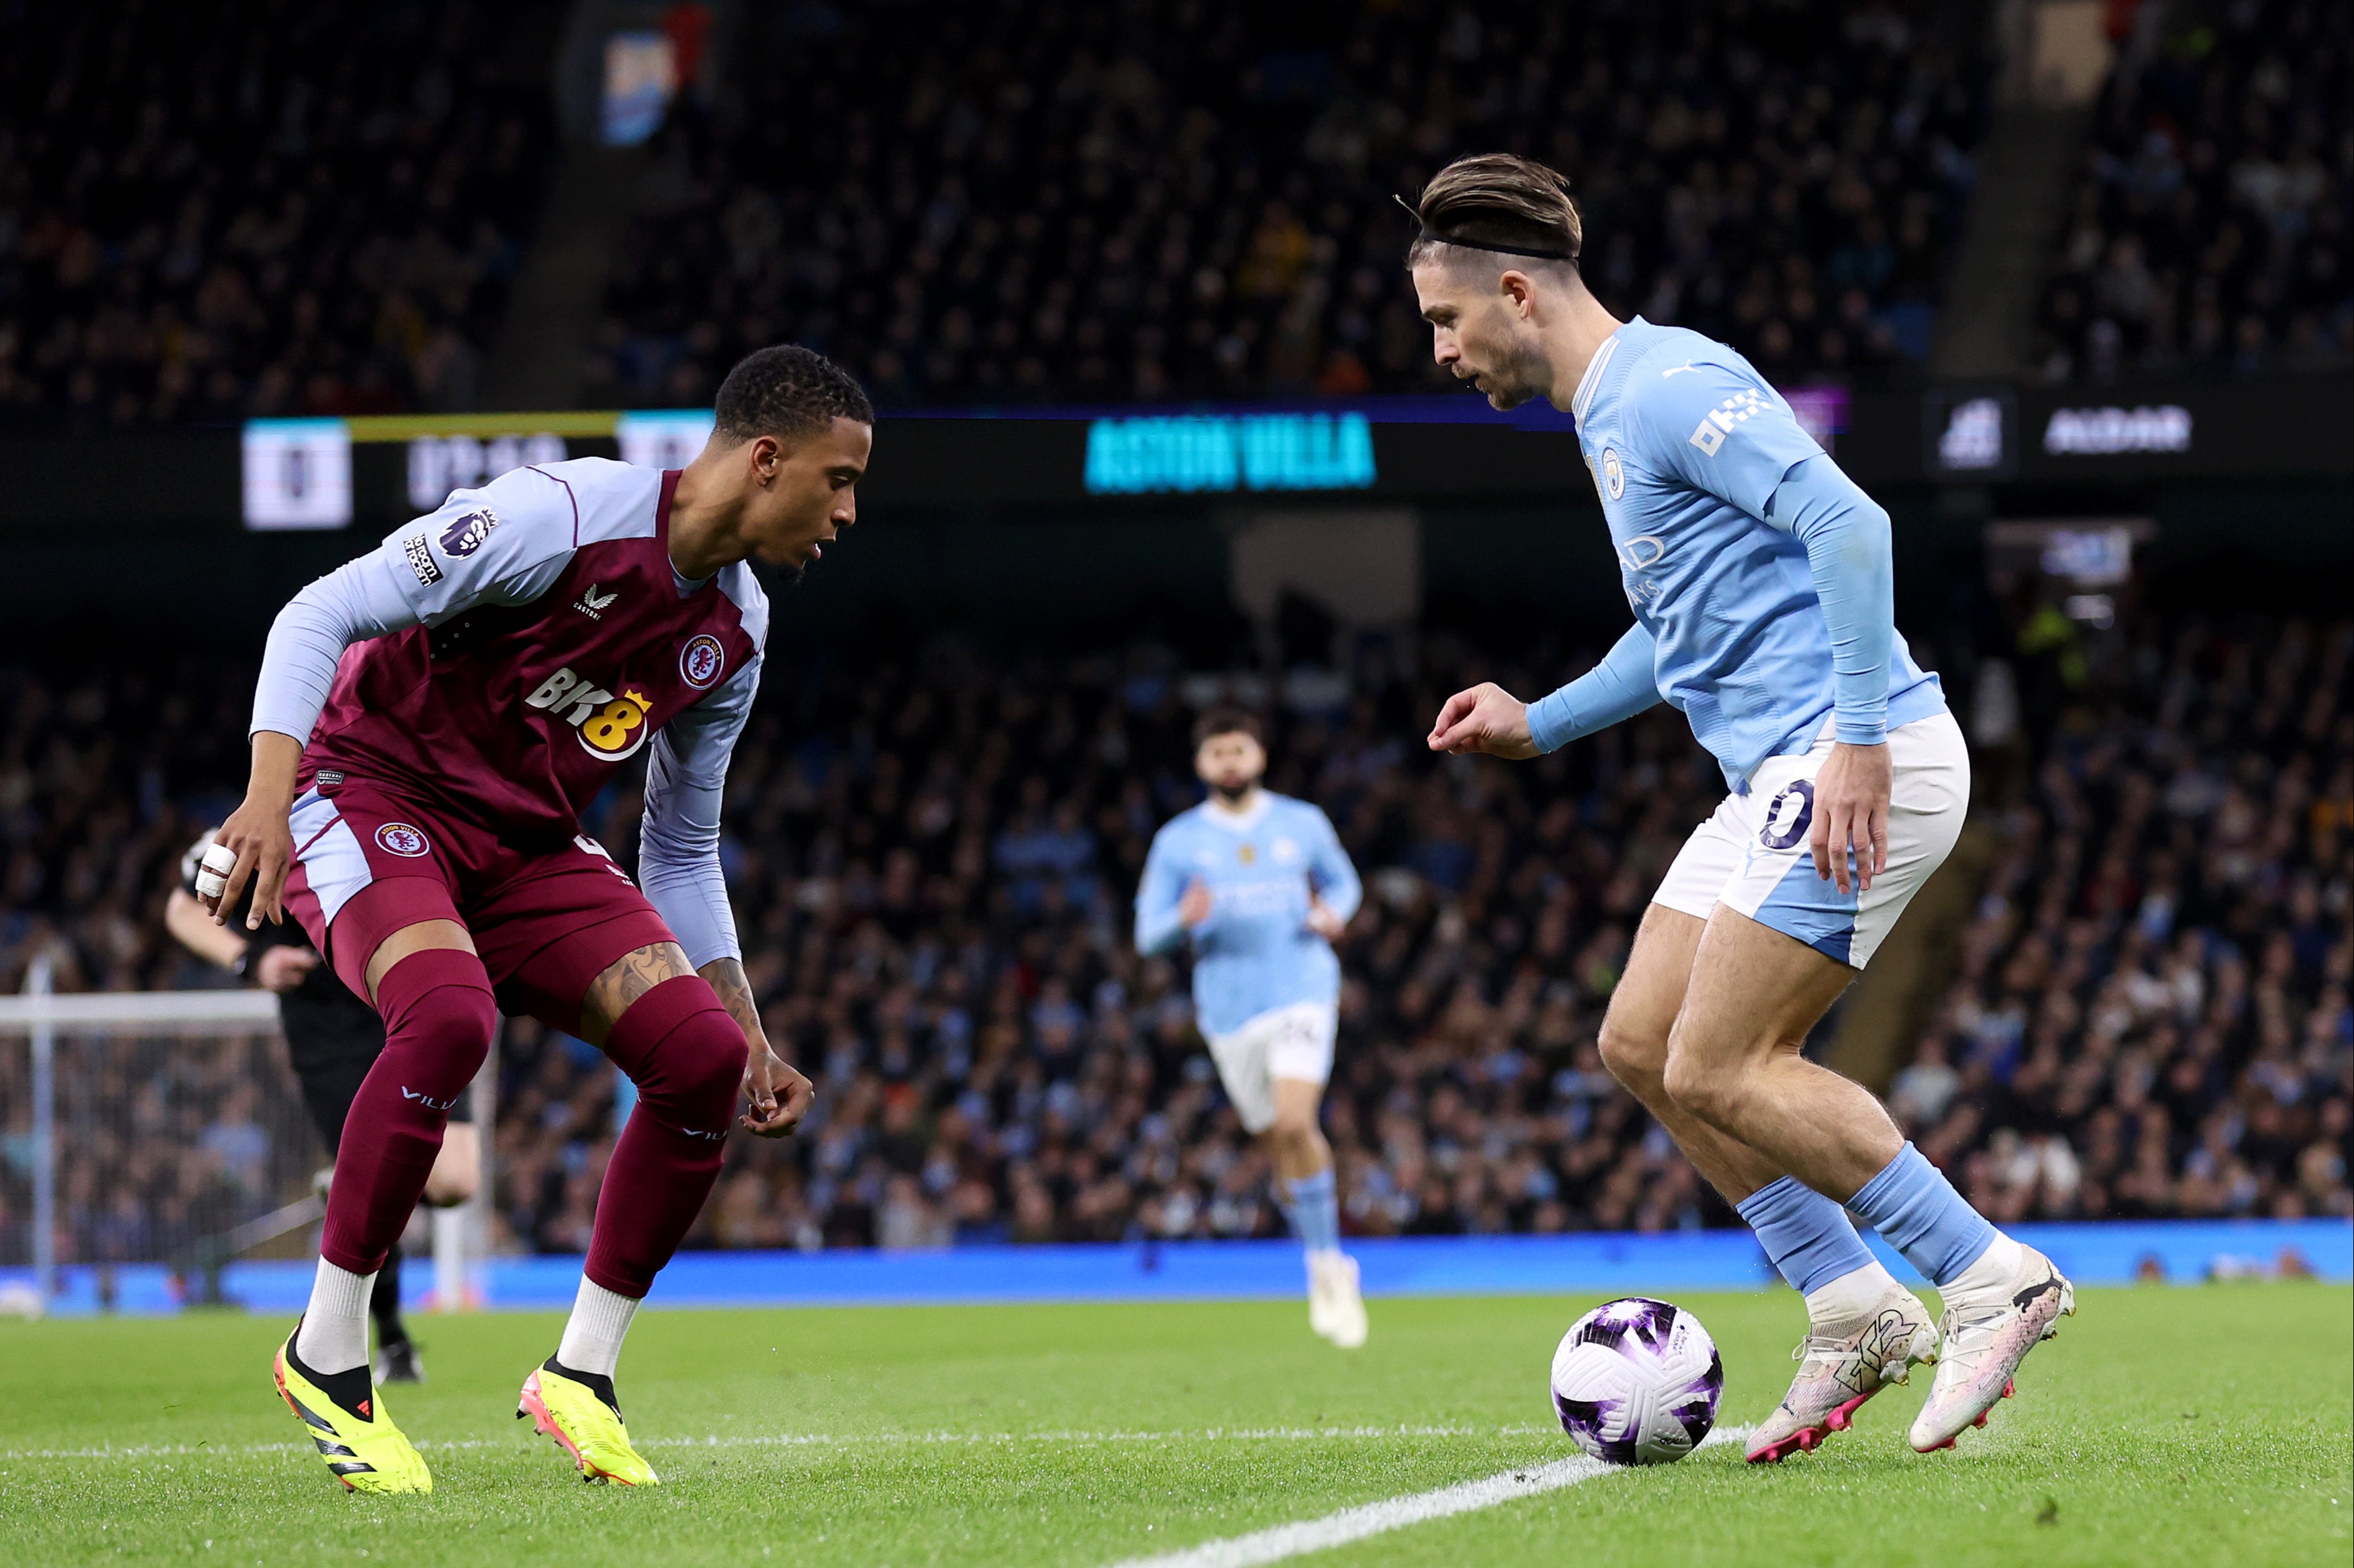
[577,942,697,1044]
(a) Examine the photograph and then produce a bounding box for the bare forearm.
[165,889,250,970]
[247,730,305,810]
[699,956,765,1046]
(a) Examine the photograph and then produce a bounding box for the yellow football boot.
[273,1333,432,1494]
[517,1359,659,1486]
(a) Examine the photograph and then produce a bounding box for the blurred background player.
[1137,708,1367,1346]
[202,345,865,1493]
[1413,155,2074,1458]
[167,830,479,1384]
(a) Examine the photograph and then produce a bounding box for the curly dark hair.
[713,344,874,444]
[1191,705,1264,748]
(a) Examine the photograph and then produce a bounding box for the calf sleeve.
[320,949,496,1276]
[586,975,749,1298]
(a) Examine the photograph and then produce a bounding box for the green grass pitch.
[0,1284,2346,1567]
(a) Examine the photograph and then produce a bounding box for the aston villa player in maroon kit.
[201,347,872,1492]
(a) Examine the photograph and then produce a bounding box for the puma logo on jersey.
[524,666,656,761]
[573,583,619,620]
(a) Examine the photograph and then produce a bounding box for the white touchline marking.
[1103,1426,1750,1568]
[1,1422,1557,1463]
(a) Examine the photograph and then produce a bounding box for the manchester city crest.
[1602,448,1625,499]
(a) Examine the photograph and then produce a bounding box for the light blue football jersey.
[1134,792,1362,1038]
[1569,318,1945,788]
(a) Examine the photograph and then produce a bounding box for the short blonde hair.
[1404,154,1582,267]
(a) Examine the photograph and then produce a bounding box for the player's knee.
[375,951,497,1083]
[1660,1045,1734,1126]
[616,984,747,1128]
[1596,1017,1668,1091]
[669,1013,749,1114]
[1267,1112,1318,1154]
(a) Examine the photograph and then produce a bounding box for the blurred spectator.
[6,612,2346,1264]
[1911,616,2352,1223]
[589,0,1988,408]
[2030,0,2351,382]
[0,1,551,427]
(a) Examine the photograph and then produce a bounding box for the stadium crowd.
[3,609,2345,1267]
[2029,0,2351,383]
[590,0,1989,408]
[0,0,550,427]
[1896,615,2353,1224]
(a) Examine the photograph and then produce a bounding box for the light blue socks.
[1846,1142,1998,1286]
[1283,1169,1341,1254]
[1735,1175,1878,1295]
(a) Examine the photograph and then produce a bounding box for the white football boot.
[1747,1282,1941,1463]
[1910,1240,2075,1453]
[1307,1250,1369,1348]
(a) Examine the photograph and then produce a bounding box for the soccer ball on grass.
[1549,1296,1723,1464]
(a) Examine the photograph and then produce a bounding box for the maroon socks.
[319,949,497,1276]
[585,975,748,1298]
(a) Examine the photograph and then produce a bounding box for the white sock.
[555,1277,641,1378]
[295,1259,375,1375]
[1941,1232,2024,1301]
[1804,1260,1902,1326]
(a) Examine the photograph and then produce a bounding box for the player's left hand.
[1426,683,1539,759]
[1811,741,1891,895]
[739,1042,815,1138]
[1305,897,1347,941]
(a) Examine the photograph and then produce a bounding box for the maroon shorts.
[281,774,675,1034]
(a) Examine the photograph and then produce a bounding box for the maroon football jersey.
[302,459,767,843]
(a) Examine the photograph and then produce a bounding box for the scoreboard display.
[238,411,716,532]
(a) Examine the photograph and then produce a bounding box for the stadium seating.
[2029,0,2352,383]
[1900,615,2352,1223]
[10,611,2341,1265]
[588,0,1990,408]
[0,1,551,427]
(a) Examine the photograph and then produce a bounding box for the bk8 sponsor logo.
[525,666,656,760]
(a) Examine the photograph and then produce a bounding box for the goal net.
[0,956,490,1318]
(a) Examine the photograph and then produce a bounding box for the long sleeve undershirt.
[1525,622,1665,754]
[250,554,420,745]
[1763,453,1895,745]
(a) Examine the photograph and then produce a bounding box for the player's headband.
[1394,193,1579,262]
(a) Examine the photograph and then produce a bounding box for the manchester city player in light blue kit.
[1409,155,2074,1461]
[1137,708,1368,1347]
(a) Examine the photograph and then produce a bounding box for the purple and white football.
[1549,1297,1724,1465]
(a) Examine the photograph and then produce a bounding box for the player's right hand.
[207,795,295,931]
[1179,879,1215,928]
[253,945,319,993]
[1426,682,1539,759]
